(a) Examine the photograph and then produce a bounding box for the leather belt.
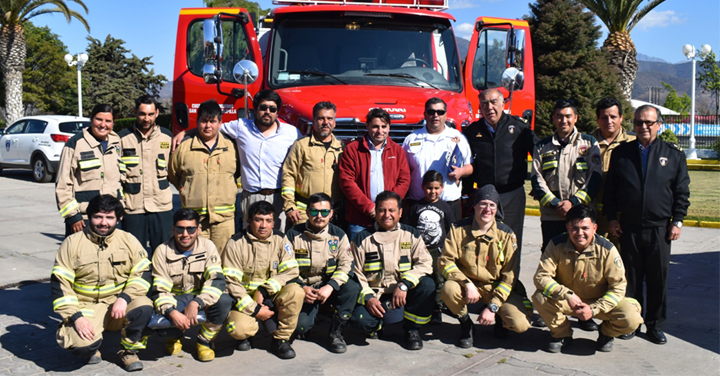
[251,188,279,196]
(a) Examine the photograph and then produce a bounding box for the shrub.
[113,114,172,133]
[658,129,679,144]
[712,138,720,160]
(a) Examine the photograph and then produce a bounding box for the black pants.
[123,210,173,257]
[620,224,671,331]
[155,293,233,338]
[541,220,567,252]
[295,278,361,335]
[351,276,435,332]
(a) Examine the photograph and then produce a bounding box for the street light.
[64,53,89,118]
[682,43,712,159]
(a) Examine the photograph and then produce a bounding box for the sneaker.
[577,318,598,331]
[87,350,102,365]
[117,349,143,372]
[597,332,614,352]
[197,342,215,362]
[165,338,182,355]
[547,336,573,353]
[271,338,296,359]
[405,329,423,350]
[236,338,252,351]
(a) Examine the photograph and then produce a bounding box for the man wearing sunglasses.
[603,105,690,345]
[149,208,232,362]
[286,193,360,353]
[403,98,474,216]
[282,102,344,229]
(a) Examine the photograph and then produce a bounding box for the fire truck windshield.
[267,13,462,92]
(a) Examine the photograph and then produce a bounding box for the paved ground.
[1,170,719,375]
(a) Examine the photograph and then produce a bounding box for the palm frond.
[627,0,667,32]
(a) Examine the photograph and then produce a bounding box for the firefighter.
[285,192,360,353]
[532,205,643,353]
[118,95,174,256]
[168,100,239,253]
[351,191,434,350]
[149,208,232,362]
[51,195,153,372]
[56,104,124,237]
[439,185,532,348]
[282,101,344,228]
[223,200,304,359]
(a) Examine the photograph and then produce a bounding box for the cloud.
[449,0,478,9]
[636,10,687,31]
[455,22,474,39]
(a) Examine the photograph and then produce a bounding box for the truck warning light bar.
[272,0,448,10]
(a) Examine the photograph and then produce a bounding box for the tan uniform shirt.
[281,133,344,212]
[55,128,124,224]
[151,237,225,315]
[51,228,151,321]
[439,218,519,308]
[222,230,300,316]
[534,234,627,316]
[352,223,432,303]
[286,222,352,289]
[118,125,174,214]
[590,128,635,212]
[168,134,238,224]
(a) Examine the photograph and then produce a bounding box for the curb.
[523,208,720,229]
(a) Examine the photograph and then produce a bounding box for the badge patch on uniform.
[295,248,308,255]
[579,146,588,156]
[400,242,411,249]
[451,136,460,143]
[284,243,293,256]
[614,256,623,269]
[659,157,668,166]
[160,142,170,149]
[115,145,121,154]
[211,255,218,263]
[329,239,339,253]
[410,142,421,146]
[139,250,147,259]
[592,154,601,164]
[508,125,515,134]
[274,261,279,270]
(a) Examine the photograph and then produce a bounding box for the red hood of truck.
[275,85,471,130]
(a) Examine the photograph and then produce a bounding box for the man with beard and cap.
[439,184,532,348]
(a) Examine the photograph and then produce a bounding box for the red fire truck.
[171,0,535,139]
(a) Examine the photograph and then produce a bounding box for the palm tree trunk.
[0,24,26,123]
[603,31,637,102]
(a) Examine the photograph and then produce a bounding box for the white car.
[0,115,90,182]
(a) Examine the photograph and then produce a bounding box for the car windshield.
[59,121,88,134]
[268,12,462,92]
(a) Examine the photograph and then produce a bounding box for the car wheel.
[33,156,53,183]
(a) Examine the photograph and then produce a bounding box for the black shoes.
[547,336,573,353]
[577,318,599,331]
[618,327,640,340]
[430,309,443,325]
[531,314,547,328]
[493,316,509,339]
[647,327,667,344]
[236,337,252,351]
[271,338,296,359]
[457,314,474,348]
[597,332,615,352]
[405,329,423,350]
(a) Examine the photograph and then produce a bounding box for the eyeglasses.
[477,202,497,210]
[309,208,331,217]
[425,109,446,116]
[257,104,278,113]
[633,120,658,128]
[173,226,198,235]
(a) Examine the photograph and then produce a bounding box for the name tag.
[401,242,412,249]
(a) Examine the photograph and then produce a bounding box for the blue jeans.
[348,223,369,243]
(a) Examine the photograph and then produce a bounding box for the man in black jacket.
[603,104,690,345]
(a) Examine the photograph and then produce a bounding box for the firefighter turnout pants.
[532,291,643,338]
[351,276,435,332]
[226,283,304,341]
[295,278,361,335]
[56,296,153,357]
[154,293,233,342]
[442,280,532,333]
[200,216,235,255]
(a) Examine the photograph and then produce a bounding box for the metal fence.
[660,115,720,149]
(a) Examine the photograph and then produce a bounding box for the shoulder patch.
[550,233,569,247]
[284,243,293,256]
[667,142,683,152]
[496,222,515,235]
[614,256,624,269]
[594,234,614,251]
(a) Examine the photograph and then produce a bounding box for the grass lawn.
[523,170,719,222]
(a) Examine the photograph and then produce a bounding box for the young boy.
[404,170,457,323]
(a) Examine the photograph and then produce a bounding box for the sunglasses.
[257,104,278,113]
[173,225,198,235]
[309,208,331,217]
[633,120,658,128]
[425,109,446,116]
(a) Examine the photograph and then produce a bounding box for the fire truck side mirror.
[505,28,525,70]
[501,67,524,91]
[233,60,259,84]
[174,103,190,130]
[203,18,224,84]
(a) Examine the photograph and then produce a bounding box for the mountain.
[637,53,668,64]
[457,37,470,62]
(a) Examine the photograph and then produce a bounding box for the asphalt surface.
[0,169,718,375]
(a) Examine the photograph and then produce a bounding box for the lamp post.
[682,44,712,160]
[64,53,89,118]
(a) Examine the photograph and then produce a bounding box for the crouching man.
[532,205,643,353]
[223,201,304,359]
[52,195,153,372]
[150,208,232,361]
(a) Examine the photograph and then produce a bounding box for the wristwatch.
[489,303,499,313]
[673,221,683,228]
[398,282,408,292]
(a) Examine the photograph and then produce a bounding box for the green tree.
[82,35,167,118]
[204,0,270,17]
[661,82,690,115]
[526,0,629,138]
[577,0,666,101]
[697,51,720,117]
[0,0,89,123]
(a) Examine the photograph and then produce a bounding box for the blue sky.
[35,0,720,79]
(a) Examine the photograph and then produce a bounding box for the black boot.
[271,338,296,359]
[494,314,509,339]
[329,314,349,354]
[457,314,474,349]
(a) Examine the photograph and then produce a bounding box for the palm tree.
[0,0,89,123]
[578,0,666,101]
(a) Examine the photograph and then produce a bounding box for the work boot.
[546,336,573,353]
[196,337,215,362]
[619,327,640,340]
[328,314,349,354]
[531,314,547,328]
[493,315,509,339]
[430,304,444,325]
[271,338,296,359]
[577,318,598,331]
[597,332,614,352]
[405,329,423,350]
[117,349,143,372]
[367,322,383,340]
[457,314,474,349]
[235,337,252,351]
[87,350,102,365]
[164,338,182,355]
